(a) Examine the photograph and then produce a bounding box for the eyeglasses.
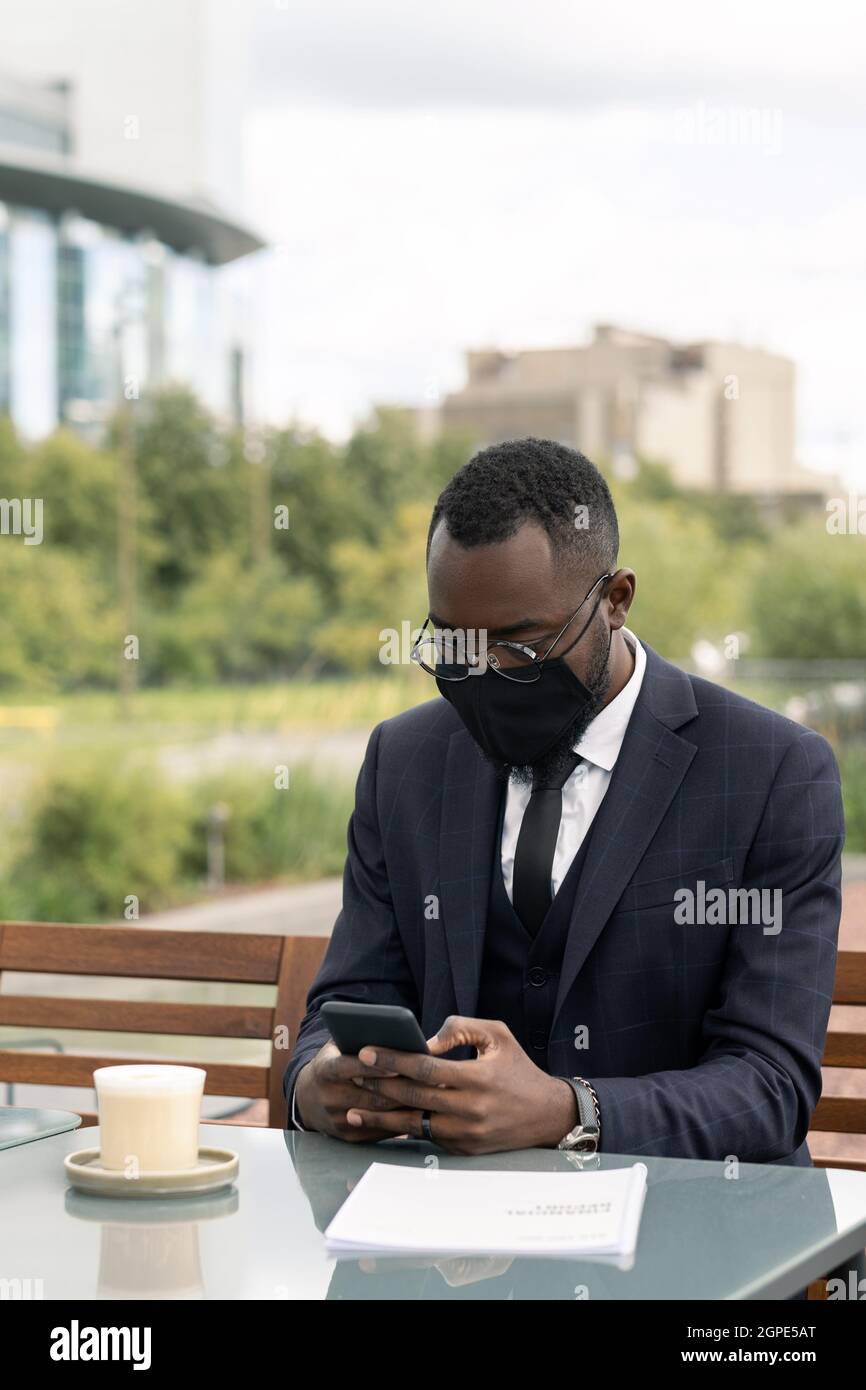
[411,571,614,683]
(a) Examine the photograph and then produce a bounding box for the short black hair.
[427,437,619,575]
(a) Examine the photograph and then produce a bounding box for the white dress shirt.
[500,628,645,902]
[291,628,645,1128]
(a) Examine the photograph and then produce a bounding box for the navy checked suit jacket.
[284,641,844,1166]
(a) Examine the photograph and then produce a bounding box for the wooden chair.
[805,949,866,1298]
[811,949,866,1172]
[0,923,329,1129]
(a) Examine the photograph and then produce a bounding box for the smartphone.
[320,1001,430,1056]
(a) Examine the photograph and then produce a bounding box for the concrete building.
[0,0,264,437]
[430,324,828,498]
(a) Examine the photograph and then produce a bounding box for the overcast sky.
[243,0,866,485]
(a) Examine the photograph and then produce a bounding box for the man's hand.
[345,1016,578,1154]
[294,1041,411,1143]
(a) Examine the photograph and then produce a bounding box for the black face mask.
[437,656,598,768]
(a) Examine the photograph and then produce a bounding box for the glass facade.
[0,77,71,158]
[0,212,9,416]
[0,199,251,439]
[8,208,57,437]
[0,109,68,155]
[57,215,149,427]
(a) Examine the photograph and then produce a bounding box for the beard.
[482,618,613,788]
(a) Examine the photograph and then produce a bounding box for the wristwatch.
[557,1076,600,1154]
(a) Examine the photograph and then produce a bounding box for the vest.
[476,783,597,1071]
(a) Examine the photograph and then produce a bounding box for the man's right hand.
[293,1041,411,1142]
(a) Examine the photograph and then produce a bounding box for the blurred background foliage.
[0,383,864,918]
[0,760,352,924]
[1,383,864,689]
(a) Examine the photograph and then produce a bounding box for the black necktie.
[512,752,583,939]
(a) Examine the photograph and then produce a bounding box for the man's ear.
[607,569,636,629]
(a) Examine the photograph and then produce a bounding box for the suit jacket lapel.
[552,646,699,1025]
[438,724,502,1019]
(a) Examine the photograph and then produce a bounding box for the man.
[284,438,844,1165]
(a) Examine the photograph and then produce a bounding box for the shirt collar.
[573,627,646,773]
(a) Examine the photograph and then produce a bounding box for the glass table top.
[0,1122,864,1300]
[0,1106,82,1151]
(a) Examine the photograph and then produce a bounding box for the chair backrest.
[0,922,329,1129]
[4,926,861,1151]
[812,950,866,1170]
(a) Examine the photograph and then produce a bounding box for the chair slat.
[0,995,274,1039]
[821,1032,866,1068]
[811,1155,866,1173]
[811,1096,866,1132]
[0,1051,268,1098]
[0,922,282,983]
[833,951,866,1005]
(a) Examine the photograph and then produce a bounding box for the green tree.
[148,552,321,683]
[609,487,746,656]
[344,409,474,541]
[746,525,866,659]
[26,430,119,572]
[269,428,359,603]
[314,500,431,673]
[0,546,116,690]
[1,762,193,921]
[124,388,248,596]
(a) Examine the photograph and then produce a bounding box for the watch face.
[560,1124,598,1152]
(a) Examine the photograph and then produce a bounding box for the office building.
[0,0,263,437]
[428,325,828,498]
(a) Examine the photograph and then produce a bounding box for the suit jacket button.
[527,967,548,987]
[530,1030,547,1050]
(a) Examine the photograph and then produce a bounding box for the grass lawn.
[0,676,435,783]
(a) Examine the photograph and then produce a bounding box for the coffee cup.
[93,1064,206,1173]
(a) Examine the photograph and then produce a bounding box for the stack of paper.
[325,1161,648,1258]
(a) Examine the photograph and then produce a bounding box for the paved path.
[130,879,342,937]
[131,857,866,941]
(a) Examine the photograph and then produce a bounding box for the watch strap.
[558,1076,600,1152]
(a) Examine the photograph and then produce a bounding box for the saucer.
[64,1146,239,1199]
[65,1185,240,1223]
